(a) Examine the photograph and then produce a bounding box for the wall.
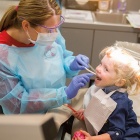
[1,0,140,11]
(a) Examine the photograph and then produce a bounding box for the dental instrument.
[88,64,96,73]
[64,104,76,112]
[85,67,96,75]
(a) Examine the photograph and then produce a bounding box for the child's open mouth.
[96,75,101,81]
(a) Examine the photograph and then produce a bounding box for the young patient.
[72,45,140,140]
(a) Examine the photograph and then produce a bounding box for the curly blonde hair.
[99,45,140,95]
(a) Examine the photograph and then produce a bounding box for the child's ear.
[115,79,126,87]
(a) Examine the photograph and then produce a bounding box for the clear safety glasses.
[19,16,65,33]
[32,16,65,33]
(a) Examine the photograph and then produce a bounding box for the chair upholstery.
[115,41,140,61]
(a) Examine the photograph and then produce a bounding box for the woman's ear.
[22,20,30,31]
[115,79,126,87]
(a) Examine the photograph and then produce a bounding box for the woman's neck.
[6,27,31,45]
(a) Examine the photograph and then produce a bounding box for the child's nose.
[96,66,101,73]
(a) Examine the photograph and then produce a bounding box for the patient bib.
[84,88,117,135]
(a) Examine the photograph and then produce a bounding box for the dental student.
[0,0,93,114]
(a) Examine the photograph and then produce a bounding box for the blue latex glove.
[65,73,93,99]
[70,54,89,71]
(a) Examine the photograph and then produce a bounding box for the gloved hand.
[70,54,89,71]
[65,73,93,99]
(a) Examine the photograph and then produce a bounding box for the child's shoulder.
[114,89,128,96]
[112,90,132,105]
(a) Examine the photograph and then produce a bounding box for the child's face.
[95,55,118,88]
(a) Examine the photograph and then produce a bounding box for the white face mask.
[26,30,58,46]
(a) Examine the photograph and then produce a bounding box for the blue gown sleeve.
[56,30,80,78]
[0,62,70,114]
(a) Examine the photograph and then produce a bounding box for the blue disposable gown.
[0,31,79,114]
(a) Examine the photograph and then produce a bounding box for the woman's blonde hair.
[0,0,61,31]
[99,45,140,95]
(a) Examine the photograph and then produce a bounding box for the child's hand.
[73,109,84,121]
[72,130,85,140]
[72,130,93,140]
[79,130,93,140]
